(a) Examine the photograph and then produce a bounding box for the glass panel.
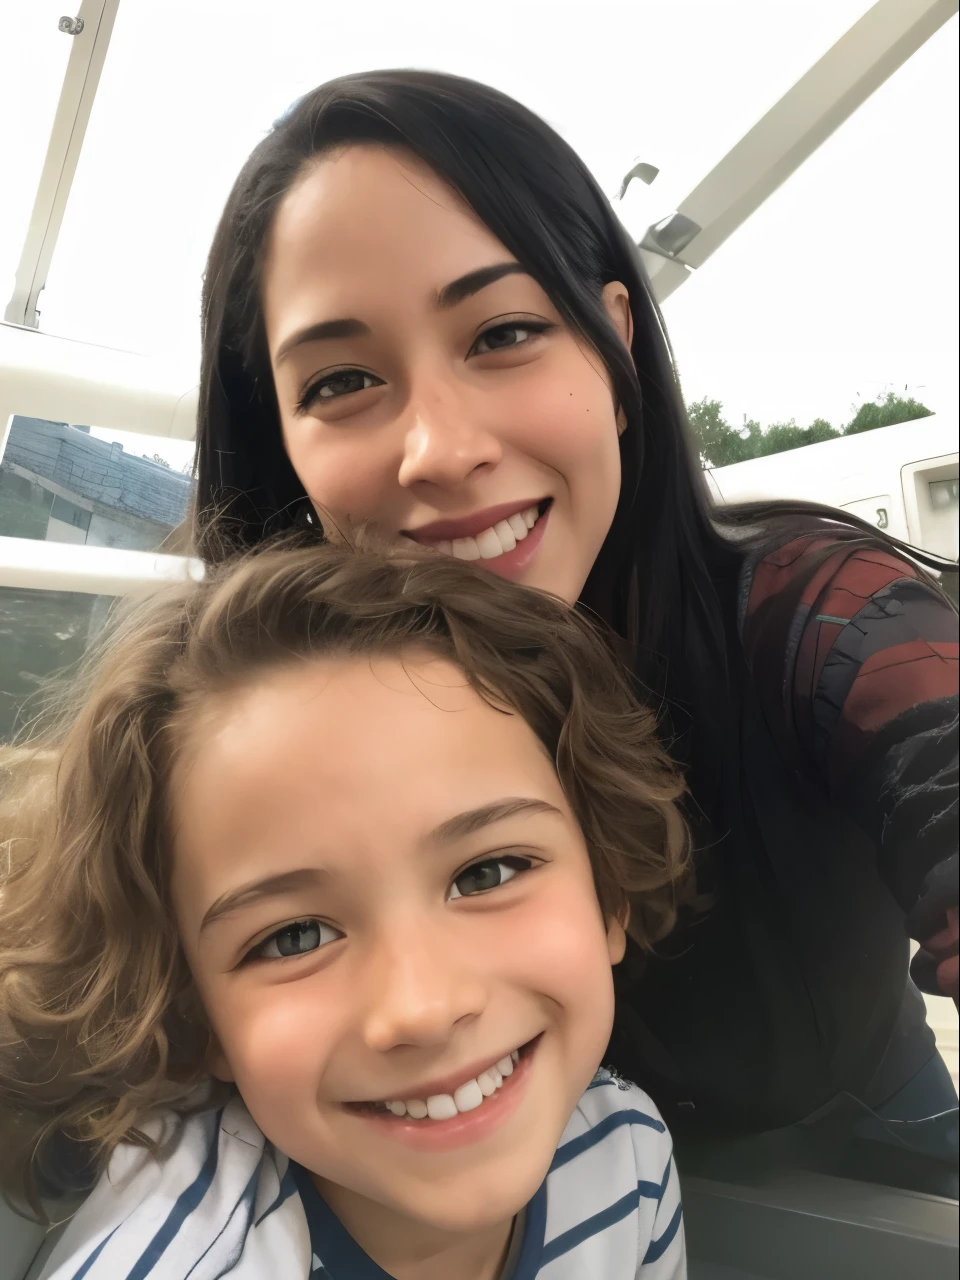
[0,2,74,306]
[0,585,116,741]
[38,0,870,356]
[0,415,194,551]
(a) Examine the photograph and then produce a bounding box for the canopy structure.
[0,0,957,598]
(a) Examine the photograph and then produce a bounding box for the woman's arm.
[783,543,958,1000]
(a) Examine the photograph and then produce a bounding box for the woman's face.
[260,145,632,604]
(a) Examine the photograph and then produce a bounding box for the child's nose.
[360,930,487,1052]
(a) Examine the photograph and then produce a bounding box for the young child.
[0,542,689,1280]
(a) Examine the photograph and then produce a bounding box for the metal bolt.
[58,15,85,35]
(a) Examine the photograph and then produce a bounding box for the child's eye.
[248,918,341,962]
[470,320,553,356]
[448,856,533,901]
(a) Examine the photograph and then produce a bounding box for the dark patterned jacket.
[610,532,958,1134]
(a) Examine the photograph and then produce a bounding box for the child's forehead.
[169,653,564,900]
[177,651,551,804]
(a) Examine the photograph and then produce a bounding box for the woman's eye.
[298,369,382,410]
[448,856,532,900]
[471,321,551,356]
[249,918,341,962]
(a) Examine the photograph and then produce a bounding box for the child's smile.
[346,1037,537,1153]
[170,651,626,1263]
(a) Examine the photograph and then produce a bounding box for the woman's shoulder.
[737,528,930,640]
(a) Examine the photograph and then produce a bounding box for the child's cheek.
[503,877,618,1019]
[215,979,343,1102]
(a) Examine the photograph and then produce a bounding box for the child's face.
[171,653,625,1237]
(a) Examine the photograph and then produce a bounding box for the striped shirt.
[36,1070,684,1279]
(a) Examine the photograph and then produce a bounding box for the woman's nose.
[397,384,502,491]
[360,929,487,1053]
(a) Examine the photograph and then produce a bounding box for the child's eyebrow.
[199,867,327,933]
[197,797,560,933]
[426,796,562,845]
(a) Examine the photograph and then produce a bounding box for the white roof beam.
[644,0,960,302]
[3,0,121,328]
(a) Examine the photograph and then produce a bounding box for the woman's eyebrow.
[273,263,530,363]
[436,261,528,310]
[274,317,369,363]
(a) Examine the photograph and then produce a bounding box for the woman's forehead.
[261,145,510,317]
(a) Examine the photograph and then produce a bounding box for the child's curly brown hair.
[0,537,691,1217]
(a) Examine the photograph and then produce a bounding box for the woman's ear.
[601,281,634,352]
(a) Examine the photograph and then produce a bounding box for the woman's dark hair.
[193,68,956,814]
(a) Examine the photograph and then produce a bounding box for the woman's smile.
[404,499,552,579]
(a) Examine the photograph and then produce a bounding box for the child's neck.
[316,1174,517,1280]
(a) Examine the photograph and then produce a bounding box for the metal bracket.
[58,15,85,35]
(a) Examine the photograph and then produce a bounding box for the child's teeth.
[453,1079,484,1112]
[381,1049,524,1119]
[476,1069,498,1097]
[426,1094,459,1121]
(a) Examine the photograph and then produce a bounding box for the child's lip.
[348,1036,542,1151]
[348,1036,539,1107]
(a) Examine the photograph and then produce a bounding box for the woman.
[192,70,958,1155]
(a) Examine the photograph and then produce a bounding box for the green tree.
[843,391,934,435]
[687,392,934,467]
[687,399,757,467]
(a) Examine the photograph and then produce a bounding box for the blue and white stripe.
[530,1071,684,1278]
[37,1071,683,1279]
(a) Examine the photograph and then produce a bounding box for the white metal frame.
[0,534,201,597]
[3,0,121,328]
[1,0,958,601]
[640,0,960,300]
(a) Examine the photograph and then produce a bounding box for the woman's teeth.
[436,507,539,561]
[380,1050,520,1121]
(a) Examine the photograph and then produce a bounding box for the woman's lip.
[472,501,550,581]
[349,1035,541,1153]
[404,498,547,543]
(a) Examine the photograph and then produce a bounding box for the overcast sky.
[3,0,957,468]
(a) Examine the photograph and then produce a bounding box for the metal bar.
[3,0,122,328]
[647,0,959,303]
[0,322,198,440]
[0,535,202,598]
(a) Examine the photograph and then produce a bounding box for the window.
[0,585,116,741]
[0,415,194,552]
